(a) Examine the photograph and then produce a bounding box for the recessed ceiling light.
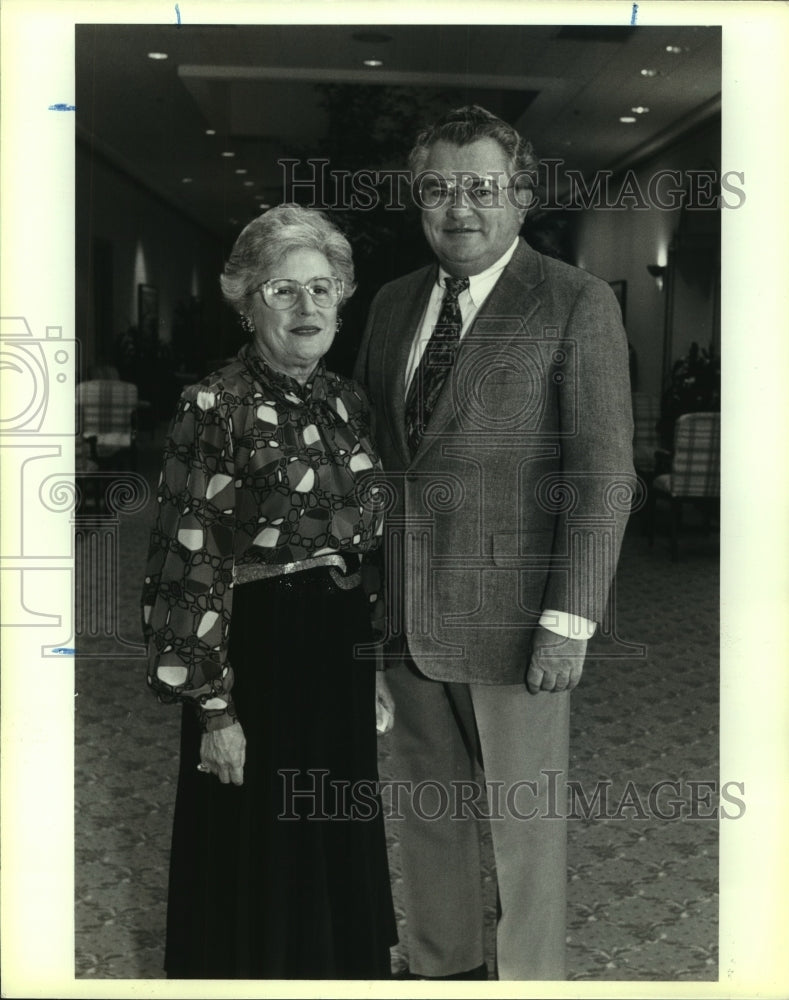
[147,52,168,60]
[631,106,650,114]
[258,203,270,210]
[363,59,383,68]
[619,116,637,124]
[235,168,248,175]
[640,68,658,77]
[244,181,255,187]
[205,129,216,136]
[221,151,235,158]
[181,177,193,184]
[665,45,684,54]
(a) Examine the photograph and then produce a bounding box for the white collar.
[436,237,520,305]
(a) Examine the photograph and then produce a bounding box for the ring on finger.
[197,762,210,773]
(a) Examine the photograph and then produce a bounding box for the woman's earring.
[335,317,343,334]
[240,314,256,335]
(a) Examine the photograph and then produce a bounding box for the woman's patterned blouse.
[141,342,384,732]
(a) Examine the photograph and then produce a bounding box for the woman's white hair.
[220,203,356,314]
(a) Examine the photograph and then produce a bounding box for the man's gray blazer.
[354,238,635,685]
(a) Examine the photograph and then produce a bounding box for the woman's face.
[249,249,339,382]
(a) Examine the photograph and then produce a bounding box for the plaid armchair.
[647,411,720,560]
[76,379,139,470]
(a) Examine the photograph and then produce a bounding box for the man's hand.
[200,722,246,785]
[526,626,588,695]
[375,669,395,734]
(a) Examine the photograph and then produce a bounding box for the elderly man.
[354,105,634,980]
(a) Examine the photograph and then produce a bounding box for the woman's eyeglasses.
[258,276,344,310]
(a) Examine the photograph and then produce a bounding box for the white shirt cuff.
[539,609,597,640]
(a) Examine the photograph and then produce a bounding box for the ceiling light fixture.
[619,116,637,123]
[244,181,255,187]
[363,59,383,68]
[258,203,270,210]
[181,177,193,184]
[205,129,216,136]
[640,68,657,77]
[221,151,235,158]
[665,45,684,54]
[235,168,248,175]
[631,106,650,114]
[147,52,168,60]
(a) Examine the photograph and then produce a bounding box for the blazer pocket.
[492,530,554,565]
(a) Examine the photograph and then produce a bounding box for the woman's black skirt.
[163,565,397,979]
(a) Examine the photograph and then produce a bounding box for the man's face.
[418,137,531,276]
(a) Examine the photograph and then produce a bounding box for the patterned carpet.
[74,432,719,982]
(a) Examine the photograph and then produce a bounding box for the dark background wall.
[572,117,721,399]
[75,141,235,416]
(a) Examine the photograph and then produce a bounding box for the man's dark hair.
[408,105,538,188]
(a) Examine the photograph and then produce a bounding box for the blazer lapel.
[381,265,436,466]
[413,239,545,461]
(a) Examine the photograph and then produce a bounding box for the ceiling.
[75,23,721,238]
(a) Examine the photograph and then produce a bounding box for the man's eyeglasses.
[257,276,344,310]
[416,174,517,209]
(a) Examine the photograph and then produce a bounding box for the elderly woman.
[141,204,396,979]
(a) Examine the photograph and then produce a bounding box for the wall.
[75,142,229,382]
[571,117,721,399]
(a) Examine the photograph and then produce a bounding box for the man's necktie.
[405,275,469,455]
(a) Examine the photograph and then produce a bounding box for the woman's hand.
[375,670,395,734]
[199,722,246,785]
